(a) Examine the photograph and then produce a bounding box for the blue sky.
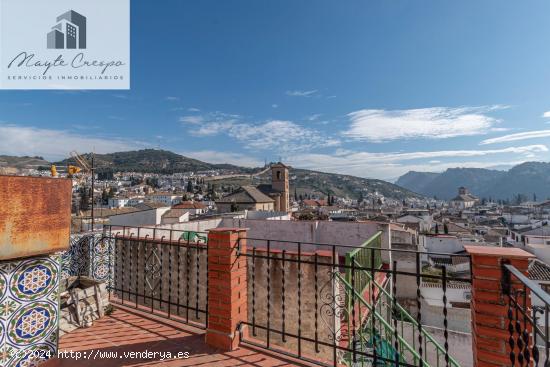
[2,0,550,180]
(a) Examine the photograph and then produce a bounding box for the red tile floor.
[43,305,316,367]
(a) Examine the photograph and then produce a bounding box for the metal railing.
[237,236,471,367]
[94,226,209,328]
[342,260,461,367]
[502,263,550,366]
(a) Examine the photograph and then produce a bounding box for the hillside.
[41,149,420,200]
[396,162,550,200]
[56,149,255,174]
[209,167,421,200]
[0,155,50,174]
[0,155,49,168]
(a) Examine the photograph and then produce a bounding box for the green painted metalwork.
[345,231,383,293]
[338,264,462,367]
[179,231,207,243]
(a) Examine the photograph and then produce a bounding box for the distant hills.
[57,149,255,174]
[0,155,49,168]
[0,155,50,174]
[57,150,420,200]
[396,162,550,200]
[0,149,419,200]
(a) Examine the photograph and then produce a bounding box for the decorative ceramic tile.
[62,233,113,286]
[0,255,60,367]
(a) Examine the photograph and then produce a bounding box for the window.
[276,171,281,180]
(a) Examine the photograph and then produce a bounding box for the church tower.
[271,163,290,212]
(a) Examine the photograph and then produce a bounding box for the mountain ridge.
[396,162,550,200]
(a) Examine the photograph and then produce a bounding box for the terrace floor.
[43,305,315,367]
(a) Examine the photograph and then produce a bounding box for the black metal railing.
[237,236,471,367]
[101,225,209,328]
[502,263,550,366]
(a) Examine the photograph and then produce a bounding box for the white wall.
[245,211,291,220]
[219,218,390,258]
[421,236,464,254]
[421,282,471,305]
[525,243,550,265]
[161,211,190,225]
[109,208,170,227]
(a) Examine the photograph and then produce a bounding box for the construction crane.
[68,151,96,231]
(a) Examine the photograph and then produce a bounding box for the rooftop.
[134,202,170,210]
[216,185,275,204]
[516,225,550,236]
[173,201,207,209]
[528,258,550,282]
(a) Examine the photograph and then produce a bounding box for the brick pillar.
[465,246,534,367]
[205,228,247,351]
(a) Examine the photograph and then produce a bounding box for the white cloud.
[192,121,236,136]
[180,150,263,167]
[285,145,547,179]
[286,89,318,97]
[0,124,145,161]
[187,107,200,112]
[179,115,204,124]
[165,96,180,101]
[183,112,338,153]
[307,114,323,121]
[480,130,550,145]
[543,111,550,118]
[343,106,507,142]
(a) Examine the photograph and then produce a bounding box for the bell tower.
[271,163,290,212]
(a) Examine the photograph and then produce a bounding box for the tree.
[443,223,449,234]
[294,188,298,201]
[435,223,439,234]
[186,180,194,193]
[146,177,159,189]
[298,212,315,221]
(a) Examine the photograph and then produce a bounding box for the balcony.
[47,305,311,367]
[51,226,475,367]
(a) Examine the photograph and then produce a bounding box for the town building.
[216,163,290,213]
[172,201,208,216]
[145,192,183,206]
[108,202,171,227]
[451,187,479,209]
[256,163,291,212]
[216,185,275,213]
